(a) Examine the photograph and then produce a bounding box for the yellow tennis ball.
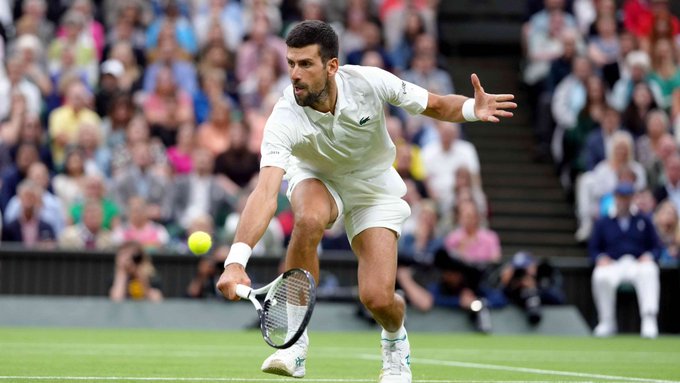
[188,231,212,255]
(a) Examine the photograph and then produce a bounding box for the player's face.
[286,45,335,108]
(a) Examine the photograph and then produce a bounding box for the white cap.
[100,59,124,79]
[626,50,651,71]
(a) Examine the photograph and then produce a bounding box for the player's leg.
[285,178,339,282]
[353,227,411,383]
[353,227,404,330]
[261,178,339,378]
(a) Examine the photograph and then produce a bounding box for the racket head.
[259,268,316,349]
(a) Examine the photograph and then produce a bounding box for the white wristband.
[224,242,252,268]
[462,98,479,122]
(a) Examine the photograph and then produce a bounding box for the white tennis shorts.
[286,166,411,242]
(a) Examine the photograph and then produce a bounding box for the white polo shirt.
[260,65,429,180]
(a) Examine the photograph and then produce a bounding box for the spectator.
[346,21,393,69]
[4,161,65,236]
[396,245,501,333]
[166,123,195,175]
[143,33,197,95]
[444,201,501,265]
[100,91,134,150]
[193,67,230,125]
[63,0,105,60]
[142,64,194,147]
[610,50,656,112]
[402,35,454,96]
[398,199,442,265]
[214,123,260,200]
[575,131,646,241]
[145,0,197,55]
[196,99,233,157]
[587,15,620,84]
[112,196,170,250]
[47,80,101,168]
[0,92,28,158]
[581,106,621,172]
[647,38,680,109]
[106,41,143,93]
[0,55,43,122]
[109,241,163,301]
[654,153,680,211]
[636,110,671,184]
[389,9,427,71]
[70,175,121,231]
[169,148,232,231]
[192,0,244,52]
[0,142,40,212]
[653,199,680,265]
[110,115,168,178]
[551,55,593,167]
[589,181,661,338]
[422,120,480,215]
[52,149,87,210]
[74,122,109,176]
[47,11,97,87]
[235,13,287,83]
[452,166,488,222]
[14,0,55,44]
[95,59,125,117]
[622,83,658,139]
[59,198,115,250]
[111,141,169,222]
[1,179,56,248]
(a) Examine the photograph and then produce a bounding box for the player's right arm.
[216,166,285,301]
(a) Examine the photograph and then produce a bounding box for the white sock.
[382,325,406,340]
[287,304,308,341]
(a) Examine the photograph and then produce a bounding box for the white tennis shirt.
[260,65,429,179]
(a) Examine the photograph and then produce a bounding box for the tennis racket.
[236,268,316,349]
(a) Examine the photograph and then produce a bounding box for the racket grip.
[235,284,252,299]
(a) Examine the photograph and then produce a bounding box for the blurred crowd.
[523,0,680,338]
[522,0,680,268]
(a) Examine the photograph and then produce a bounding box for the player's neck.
[311,79,338,115]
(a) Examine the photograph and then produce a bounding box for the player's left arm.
[422,74,517,123]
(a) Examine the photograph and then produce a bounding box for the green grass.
[0,328,679,382]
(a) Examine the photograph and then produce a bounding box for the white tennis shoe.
[261,331,308,378]
[379,330,412,383]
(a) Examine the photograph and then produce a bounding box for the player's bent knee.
[293,211,329,235]
[359,290,395,314]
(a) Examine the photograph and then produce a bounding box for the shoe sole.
[262,361,304,378]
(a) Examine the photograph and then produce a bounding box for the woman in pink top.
[444,201,501,265]
[113,196,169,251]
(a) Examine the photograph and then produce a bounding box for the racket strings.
[264,271,311,346]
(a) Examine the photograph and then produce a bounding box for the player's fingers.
[495,102,518,110]
[471,73,484,93]
[485,115,500,123]
[494,110,514,118]
[494,94,515,102]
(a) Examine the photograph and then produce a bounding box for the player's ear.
[326,57,339,77]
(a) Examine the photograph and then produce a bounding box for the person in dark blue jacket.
[589,181,661,338]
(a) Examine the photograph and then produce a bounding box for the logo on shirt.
[359,116,371,125]
[401,81,407,95]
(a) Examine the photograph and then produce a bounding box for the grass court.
[1,328,679,382]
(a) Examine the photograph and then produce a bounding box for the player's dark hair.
[285,20,338,64]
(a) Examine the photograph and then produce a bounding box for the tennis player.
[217,20,516,382]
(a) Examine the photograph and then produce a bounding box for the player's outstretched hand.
[217,263,251,301]
[471,73,517,123]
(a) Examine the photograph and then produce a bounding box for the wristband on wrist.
[224,242,252,268]
[462,98,479,122]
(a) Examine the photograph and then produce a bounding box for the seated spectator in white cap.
[95,59,125,116]
[589,181,661,338]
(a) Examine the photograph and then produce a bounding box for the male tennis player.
[217,20,516,382]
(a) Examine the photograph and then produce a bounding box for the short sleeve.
[358,66,429,115]
[259,103,295,172]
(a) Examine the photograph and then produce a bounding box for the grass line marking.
[0,378,620,383]
[358,355,680,383]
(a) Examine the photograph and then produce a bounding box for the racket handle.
[235,284,253,299]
